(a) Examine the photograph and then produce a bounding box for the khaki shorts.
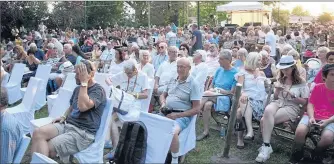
[49,123,95,162]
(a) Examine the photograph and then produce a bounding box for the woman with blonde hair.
[236,52,269,149]
[287,49,306,80]
[137,50,155,79]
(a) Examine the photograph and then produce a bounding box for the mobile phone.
[313,123,320,127]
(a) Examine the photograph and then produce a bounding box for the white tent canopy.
[216,2,267,12]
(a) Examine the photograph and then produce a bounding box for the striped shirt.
[1,111,24,163]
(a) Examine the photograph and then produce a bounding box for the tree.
[291,5,310,16]
[272,7,290,27]
[318,12,333,24]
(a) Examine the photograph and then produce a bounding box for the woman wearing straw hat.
[256,55,310,163]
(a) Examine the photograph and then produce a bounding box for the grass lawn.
[21,105,292,163]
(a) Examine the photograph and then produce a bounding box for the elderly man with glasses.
[152,42,168,70]
[154,46,178,95]
[159,57,201,163]
[31,60,107,163]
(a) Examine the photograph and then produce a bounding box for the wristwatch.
[81,82,88,87]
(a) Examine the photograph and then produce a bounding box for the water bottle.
[220,126,226,138]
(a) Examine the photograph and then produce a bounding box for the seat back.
[22,77,42,111]
[178,115,197,156]
[49,88,73,118]
[35,64,52,87]
[141,78,154,112]
[13,135,31,163]
[30,152,58,164]
[7,63,25,85]
[62,73,77,91]
[94,73,110,95]
[94,98,113,142]
[138,112,174,163]
[305,58,321,70]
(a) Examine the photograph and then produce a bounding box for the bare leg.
[236,107,244,147]
[31,124,59,156]
[202,101,213,135]
[170,125,181,153]
[55,77,63,89]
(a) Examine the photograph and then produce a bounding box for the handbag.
[109,86,136,115]
[234,98,248,131]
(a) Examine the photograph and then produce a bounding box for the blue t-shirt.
[233,60,244,69]
[192,30,202,50]
[212,67,238,91]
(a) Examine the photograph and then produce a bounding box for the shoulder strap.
[124,123,140,164]
[117,91,124,110]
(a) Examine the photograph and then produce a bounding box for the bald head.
[177,57,191,67]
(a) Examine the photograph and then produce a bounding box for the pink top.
[313,68,324,84]
[309,83,334,120]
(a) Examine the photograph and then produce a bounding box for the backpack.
[111,121,148,164]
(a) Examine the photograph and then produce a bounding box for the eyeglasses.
[159,46,164,49]
[180,48,185,50]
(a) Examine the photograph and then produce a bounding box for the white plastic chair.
[94,73,111,95]
[47,73,77,113]
[5,63,25,104]
[177,115,197,157]
[31,152,58,164]
[20,65,52,111]
[139,112,174,163]
[73,98,113,163]
[6,77,42,134]
[30,88,72,134]
[13,135,31,163]
[141,78,154,112]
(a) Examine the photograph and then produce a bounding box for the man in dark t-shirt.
[190,24,203,55]
[31,60,106,163]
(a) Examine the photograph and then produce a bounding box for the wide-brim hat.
[276,55,296,69]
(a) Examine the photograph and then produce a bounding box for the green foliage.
[86,1,124,28]
[291,5,310,16]
[198,1,228,26]
[317,12,333,24]
[49,1,85,29]
[272,7,290,26]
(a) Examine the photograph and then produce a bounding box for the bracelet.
[136,93,139,99]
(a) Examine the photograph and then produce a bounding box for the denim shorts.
[157,113,191,131]
[299,115,334,133]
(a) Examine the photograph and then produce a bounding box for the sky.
[281,2,334,16]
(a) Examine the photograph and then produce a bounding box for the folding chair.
[13,135,31,163]
[73,98,113,163]
[20,65,52,111]
[1,71,10,86]
[4,63,25,104]
[7,77,42,134]
[141,78,154,112]
[177,115,197,159]
[139,112,174,163]
[30,88,72,135]
[94,72,111,95]
[47,73,76,113]
[30,152,58,164]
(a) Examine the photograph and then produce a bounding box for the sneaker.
[255,144,273,163]
[171,157,179,164]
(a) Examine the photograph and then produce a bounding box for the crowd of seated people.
[1,22,334,164]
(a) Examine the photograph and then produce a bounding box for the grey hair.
[168,46,178,53]
[318,46,330,54]
[287,49,300,58]
[194,50,207,62]
[64,44,72,50]
[259,50,269,57]
[139,50,151,61]
[123,60,137,71]
[29,42,37,49]
[219,49,232,62]
[282,44,293,56]
[237,48,248,58]
[0,87,8,108]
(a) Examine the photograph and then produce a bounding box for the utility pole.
[197,1,200,28]
[147,1,151,28]
[84,1,87,29]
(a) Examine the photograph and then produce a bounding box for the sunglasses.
[180,48,185,50]
[159,46,164,49]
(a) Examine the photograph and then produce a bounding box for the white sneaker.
[171,157,178,164]
[255,144,273,163]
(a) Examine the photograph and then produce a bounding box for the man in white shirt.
[264,25,276,60]
[165,26,177,47]
[206,44,220,77]
[191,50,209,95]
[152,42,168,71]
[100,41,116,62]
[154,46,178,95]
